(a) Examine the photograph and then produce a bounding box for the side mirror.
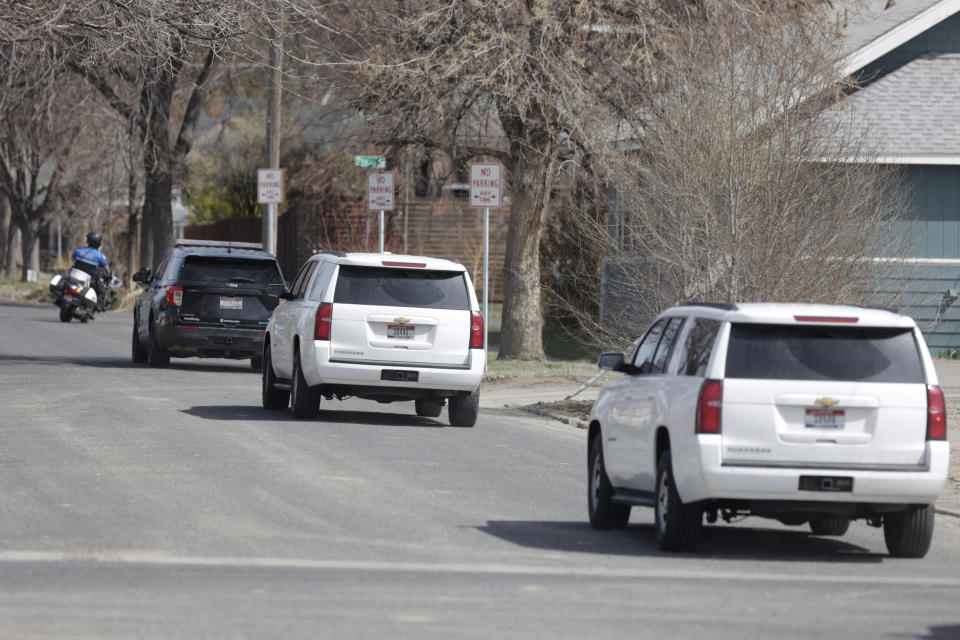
[132,266,151,285]
[597,352,627,372]
[267,283,295,300]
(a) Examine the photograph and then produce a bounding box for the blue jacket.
[72,246,108,269]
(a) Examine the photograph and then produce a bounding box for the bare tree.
[550,2,911,349]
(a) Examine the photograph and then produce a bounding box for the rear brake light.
[314,302,332,340]
[793,315,858,323]
[696,380,723,434]
[469,311,484,349]
[381,261,426,268]
[167,286,183,307]
[66,284,81,294]
[927,386,947,440]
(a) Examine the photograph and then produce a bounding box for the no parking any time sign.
[367,171,395,211]
[469,163,502,208]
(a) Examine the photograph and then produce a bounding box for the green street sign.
[354,155,386,169]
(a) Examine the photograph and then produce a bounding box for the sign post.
[367,171,395,253]
[469,163,502,351]
[257,168,284,254]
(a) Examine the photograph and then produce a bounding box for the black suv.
[131,240,285,368]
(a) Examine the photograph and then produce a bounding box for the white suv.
[587,303,949,557]
[261,252,485,426]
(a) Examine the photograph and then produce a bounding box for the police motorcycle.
[49,266,121,323]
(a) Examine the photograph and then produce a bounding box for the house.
[830,0,960,354]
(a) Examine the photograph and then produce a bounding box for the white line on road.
[3,550,960,587]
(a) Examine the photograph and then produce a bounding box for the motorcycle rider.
[72,231,111,309]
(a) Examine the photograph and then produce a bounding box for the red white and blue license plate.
[805,409,844,429]
[219,297,242,310]
[387,324,415,339]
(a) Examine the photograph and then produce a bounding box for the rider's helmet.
[86,231,102,249]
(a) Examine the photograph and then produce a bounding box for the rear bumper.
[301,339,484,394]
[678,435,950,506]
[157,324,265,358]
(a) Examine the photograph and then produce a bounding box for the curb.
[936,506,960,518]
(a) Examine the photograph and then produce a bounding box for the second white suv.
[261,252,485,426]
[587,303,949,557]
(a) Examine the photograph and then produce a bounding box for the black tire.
[250,355,263,372]
[261,343,289,410]
[588,435,630,529]
[147,324,170,368]
[59,305,72,322]
[415,398,443,417]
[131,322,148,364]
[884,506,935,558]
[809,518,850,536]
[448,390,479,427]
[654,449,703,551]
[290,351,320,419]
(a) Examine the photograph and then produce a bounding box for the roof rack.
[175,240,264,252]
[316,250,347,257]
[436,257,461,264]
[678,302,738,311]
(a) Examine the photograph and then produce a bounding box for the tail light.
[696,379,723,434]
[927,386,947,440]
[314,302,332,340]
[166,286,183,307]
[66,284,81,294]
[469,311,484,349]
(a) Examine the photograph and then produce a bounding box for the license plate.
[805,409,844,429]
[387,324,415,339]
[219,297,242,310]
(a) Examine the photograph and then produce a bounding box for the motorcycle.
[49,267,122,323]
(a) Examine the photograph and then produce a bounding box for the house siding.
[860,12,960,81]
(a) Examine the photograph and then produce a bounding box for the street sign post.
[367,171,395,253]
[469,163,503,351]
[258,169,284,255]
[355,155,386,169]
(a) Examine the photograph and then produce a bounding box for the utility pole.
[262,4,283,255]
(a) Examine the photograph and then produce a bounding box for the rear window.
[178,256,282,285]
[725,323,924,383]
[334,266,469,310]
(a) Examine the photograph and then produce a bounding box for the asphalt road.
[2,300,960,640]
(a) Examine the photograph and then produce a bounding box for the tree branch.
[173,48,217,161]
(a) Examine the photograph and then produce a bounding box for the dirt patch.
[521,399,593,428]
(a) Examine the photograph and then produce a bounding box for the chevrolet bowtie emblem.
[816,397,839,408]
[394,317,410,323]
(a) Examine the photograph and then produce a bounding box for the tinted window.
[652,318,684,373]
[307,262,336,301]
[677,318,721,376]
[178,257,282,286]
[632,320,667,369]
[725,323,924,383]
[293,262,317,299]
[334,266,469,310]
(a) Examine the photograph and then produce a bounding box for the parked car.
[261,252,485,426]
[587,302,949,557]
[131,240,285,369]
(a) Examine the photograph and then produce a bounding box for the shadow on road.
[182,404,446,428]
[0,354,139,369]
[478,520,884,562]
[905,625,960,640]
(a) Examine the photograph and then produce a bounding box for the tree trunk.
[5,222,21,279]
[498,136,556,360]
[19,221,39,281]
[127,170,140,288]
[139,74,175,269]
[0,193,9,270]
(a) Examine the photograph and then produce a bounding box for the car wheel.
[261,343,289,411]
[415,398,443,418]
[654,449,703,552]
[147,323,170,368]
[290,351,320,419]
[809,518,850,536]
[587,435,630,529]
[250,355,263,372]
[883,506,934,558]
[448,390,479,427]
[131,321,148,364]
[59,305,72,322]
